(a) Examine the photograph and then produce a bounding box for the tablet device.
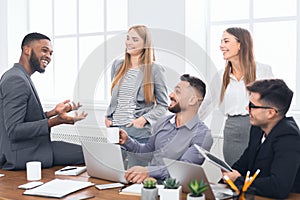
[194,144,232,172]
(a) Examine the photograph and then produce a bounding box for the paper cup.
[26,161,41,181]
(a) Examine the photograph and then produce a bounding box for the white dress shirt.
[220,62,273,116]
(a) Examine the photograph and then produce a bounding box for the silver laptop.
[163,158,233,200]
[81,141,127,184]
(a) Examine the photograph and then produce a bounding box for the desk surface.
[0,166,139,200]
[0,167,299,200]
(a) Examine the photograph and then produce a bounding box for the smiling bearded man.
[0,32,88,170]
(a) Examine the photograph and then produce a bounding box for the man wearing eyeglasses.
[222,79,300,199]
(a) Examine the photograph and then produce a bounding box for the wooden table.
[0,167,299,200]
[0,166,140,200]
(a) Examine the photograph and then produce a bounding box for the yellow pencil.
[242,170,250,192]
[245,169,260,191]
[223,175,240,194]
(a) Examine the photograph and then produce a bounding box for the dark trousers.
[51,141,84,166]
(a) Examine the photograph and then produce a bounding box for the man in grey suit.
[0,32,87,170]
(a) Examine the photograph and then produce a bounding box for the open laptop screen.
[163,158,233,200]
[81,141,127,184]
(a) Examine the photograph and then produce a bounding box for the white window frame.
[27,0,128,106]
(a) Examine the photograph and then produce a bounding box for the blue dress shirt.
[123,114,213,181]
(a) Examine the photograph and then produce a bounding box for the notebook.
[163,158,233,200]
[81,141,127,184]
[23,179,94,198]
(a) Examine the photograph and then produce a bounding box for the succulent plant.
[143,177,157,189]
[163,177,181,189]
[188,179,208,197]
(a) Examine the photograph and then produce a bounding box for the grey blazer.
[106,59,169,126]
[0,64,53,170]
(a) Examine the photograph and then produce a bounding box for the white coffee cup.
[106,127,119,143]
[26,161,41,181]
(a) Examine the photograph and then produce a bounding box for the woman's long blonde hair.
[111,25,155,105]
[220,27,256,103]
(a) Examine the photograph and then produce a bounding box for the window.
[28,0,128,104]
[208,0,299,109]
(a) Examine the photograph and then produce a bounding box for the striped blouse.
[112,68,140,126]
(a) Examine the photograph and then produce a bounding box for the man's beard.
[30,50,45,73]
[168,102,181,113]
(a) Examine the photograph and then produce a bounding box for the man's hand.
[222,169,241,182]
[69,101,82,111]
[54,100,71,115]
[124,166,149,183]
[48,111,88,127]
[126,116,147,128]
[59,111,88,124]
[48,111,87,127]
[119,129,128,145]
[55,100,82,115]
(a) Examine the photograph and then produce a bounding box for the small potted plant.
[187,179,208,200]
[160,177,182,200]
[141,177,158,200]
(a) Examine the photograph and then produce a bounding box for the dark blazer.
[106,59,169,127]
[0,64,53,170]
[232,117,300,199]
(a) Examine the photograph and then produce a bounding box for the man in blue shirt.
[119,74,213,183]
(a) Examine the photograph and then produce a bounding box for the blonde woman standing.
[105,25,169,168]
[219,27,273,166]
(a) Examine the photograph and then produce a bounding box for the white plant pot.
[159,186,182,200]
[141,187,158,200]
[186,192,205,200]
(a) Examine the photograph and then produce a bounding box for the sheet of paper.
[119,183,142,195]
[211,184,234,199]
[119,184,164,196]
[18,181,44,189]
[23,178,94,198]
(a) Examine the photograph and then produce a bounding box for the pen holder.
[233,187,255,200]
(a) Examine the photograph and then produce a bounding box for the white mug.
[26,161,41,181]
[106,127,119,143]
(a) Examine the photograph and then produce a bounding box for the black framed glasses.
[248,101,278,113]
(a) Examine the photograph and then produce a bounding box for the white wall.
[7,0,29,67]
[128,0,186,89]
[128,0,185,33]
[0,0,8,75]
[0,0,29,75]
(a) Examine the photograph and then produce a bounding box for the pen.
[242,170,250,192]
[79,196,95,200]
[245,169,260,191]
[223,175,240,194]
[118,185,126,192]
[60,167,77,172]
